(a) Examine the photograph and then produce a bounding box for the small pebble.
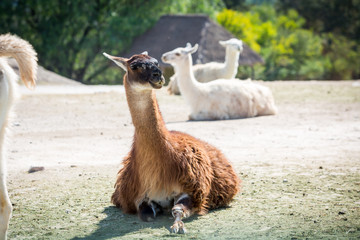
[283,179,288,183]
[28,166,45,173]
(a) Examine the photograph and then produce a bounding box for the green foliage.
[165,0,224,19]
[0,0,224,84]
[217,5,359,80]
[1,0,358,82]
[217,8,277,52]
[322,33,360,80]
[276,0,360,42]
[223,0,248,11]
[274,0,360,80]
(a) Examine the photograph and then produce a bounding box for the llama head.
[161,43,198,65]
[103,52,165,90]
[219,38,243,52]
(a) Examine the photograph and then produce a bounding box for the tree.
[222,0,248,10]
[276,0,360,41]
[276,0,360,79]
[217,7,327,80]
[0,0,224,84]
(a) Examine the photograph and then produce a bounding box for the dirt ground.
[5,81,360,239]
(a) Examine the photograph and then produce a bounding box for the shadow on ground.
[72,206,200,240]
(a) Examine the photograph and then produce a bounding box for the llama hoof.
[139,201,156,222]
[170,220,186,234]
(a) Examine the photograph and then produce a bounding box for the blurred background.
[1,0,359,84]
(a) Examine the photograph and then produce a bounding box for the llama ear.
[186,42,192,48]
[237,40,244,51]
[141,51,148,55]
[187,43,198,54]
[103,52,128,71]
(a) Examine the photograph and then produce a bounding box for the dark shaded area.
[71,206,202,240]
[276,0,360,41]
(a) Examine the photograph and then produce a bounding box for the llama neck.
[223,47,240,78]
[174,56,201,102]
[124,75,169,148]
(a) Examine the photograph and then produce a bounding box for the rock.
[28,166,45,173]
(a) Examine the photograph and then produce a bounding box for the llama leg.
[138,200,162,222]
[170,193,192,234]
[0,181,12,240]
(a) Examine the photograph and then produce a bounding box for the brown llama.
[0,33,37,240]
[103,51,240,233]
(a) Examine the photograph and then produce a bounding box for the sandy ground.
[5,80,360,239]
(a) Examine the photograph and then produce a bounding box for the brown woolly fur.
[103,52,240,233]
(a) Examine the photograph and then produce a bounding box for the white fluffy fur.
[162,44,277,121]
[0,59,16,240]
[0,34,37,240]
[167,38,243,95]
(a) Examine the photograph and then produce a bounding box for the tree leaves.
[0,0,224,84]
[217,5,359,80]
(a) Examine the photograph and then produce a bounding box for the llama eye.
[175,53,180,56]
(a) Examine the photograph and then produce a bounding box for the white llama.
[0,33,37,240]
[167,38,243,95]
[162,43,277,121]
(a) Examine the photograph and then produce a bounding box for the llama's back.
[190,79,277,120]
[247,81,278,116]
[168,62,226,95]
[169,130,240,211]
[193,62,227,83]
[200,140,240,208]
[168,61,236,95]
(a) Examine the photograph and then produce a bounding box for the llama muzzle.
[149,72,165,89]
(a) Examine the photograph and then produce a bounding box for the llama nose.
[152,69,162,79]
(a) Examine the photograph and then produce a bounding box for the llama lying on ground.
[103,51,240,233]
[167,38,243,95]
[162,43,277,121]
[0,33,37,240]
